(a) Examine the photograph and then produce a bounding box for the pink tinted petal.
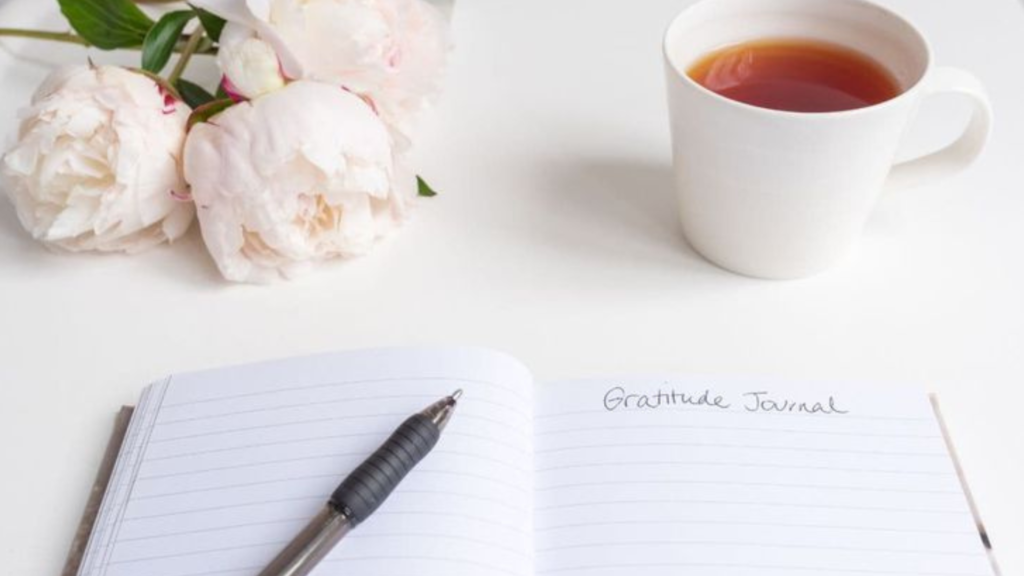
[157,84,178,114]
[220,76,248,103]
[169,189,192,202]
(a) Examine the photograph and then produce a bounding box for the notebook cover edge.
[61,405,135,576]
[929,394,1002,576]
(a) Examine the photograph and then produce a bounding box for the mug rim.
[662,0,933,119]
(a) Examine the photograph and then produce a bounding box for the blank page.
[78,347,534,576]
[534,377,995,576]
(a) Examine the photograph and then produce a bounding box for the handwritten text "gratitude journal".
[602,386,849,415]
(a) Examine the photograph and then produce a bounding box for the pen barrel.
[257,506,351,576]
[330,413,440,525]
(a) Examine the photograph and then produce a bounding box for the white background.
[0,0,1021,575]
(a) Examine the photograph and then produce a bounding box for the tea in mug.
[687,38,901,113]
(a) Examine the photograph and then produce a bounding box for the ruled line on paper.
[534,519,977,536]
[144,441,526,470]
[145,443,380,463]
[137,459,529,495]
[534,498,968,515]
[369,469,529,494]
[534,441,947,458]
[150,414,406,443]
[124,471,531,521]
[142,467,528,501]
[127,553,530,576]
[118,509,533,546]
[144,431,528,464]
[149,427,529,453]
[120,495,323,521]
[144,445,369,464]
[535,540,983,556]
[158,394,531,426]
[148,410,530,443]
[115,516,309,542]
[534,479,960,495]
[137,453,364,480]
[120,500,528,533]
[133,458,529,501]
[164,566,260,576]
[378,489,529,511]
[156,412,406,436]
[160,375,529,409]
[165,556,524,576]
[119,489,531,543]
[149,430,384,446]
[535,562,989,576]
[319,555,525,576]
[534,423,942,439]
[130,472,355,500]
[533,460,950,476]
[344,532,531,556]
[108,531,531,566]
[370,509,530,532]
[138,445,524,482]
[533,408,933,422]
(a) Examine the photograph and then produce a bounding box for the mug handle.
[887,67,993,190]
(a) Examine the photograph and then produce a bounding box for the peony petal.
[45,189,100,240]
[183,81,405,283]
[205,0,449,142]
[217,29,287,99]
[0,65,193,252]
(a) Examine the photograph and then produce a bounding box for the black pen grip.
[329,413,440,525]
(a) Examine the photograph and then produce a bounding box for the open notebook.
[73,347,999,576]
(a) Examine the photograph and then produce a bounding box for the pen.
[257,389,463,576]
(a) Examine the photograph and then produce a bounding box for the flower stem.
[0,27,217,55]
[0,28,90,46]
[168,27,205,85]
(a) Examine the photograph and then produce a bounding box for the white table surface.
[1,1,1022,575]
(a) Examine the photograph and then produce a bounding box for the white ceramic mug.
[663,0,992,279]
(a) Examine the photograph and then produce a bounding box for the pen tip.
[450,389,463,402]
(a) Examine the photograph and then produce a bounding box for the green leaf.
[175,78,216,109]
[191,5,226,42]
[215,82,229,99]
[186,98,235,131]
[417,176,439,198]
[142,10,196,73]
[58,0,155,50]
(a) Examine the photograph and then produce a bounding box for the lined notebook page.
[78,347,535,576]
[534,377,995,576]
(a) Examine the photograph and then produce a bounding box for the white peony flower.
[194,0,449,146]
[1,65,194,252]
[216,22,286,100]
[183,81,413,283]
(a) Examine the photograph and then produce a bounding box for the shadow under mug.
[663,0,992,279]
